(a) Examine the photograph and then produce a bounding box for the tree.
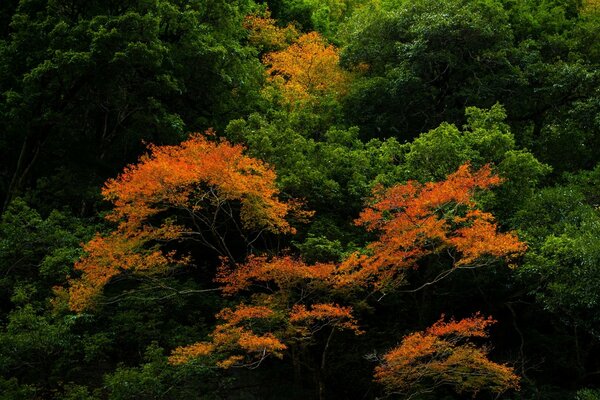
[263,31,350,104]
[168,163,524,398]
[337,163,526,291]
[340,0,600,177]
[514,167,600,338]
[171,255,360,371]
[341,0,517,138]
[171,254,361,400]
[244,8,299,52]
[66,132,300,312]
[265,0,363,37]
[225,113,406,262]
[0,0,263,212]
[0,198,94,314]
[374,314,520,398]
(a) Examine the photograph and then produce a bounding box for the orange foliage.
[168,299,362,368]
[337,164,526,290]
[68,223,186,312]
[375,314,519,397]
[290,303,362,335]
[68,132,299,312]
[169,304,287,368]
[216,255,337,295]
[426,313,494,338]
[263,32,350,103]
[169,342,215,365]
[244,10,298,50]
[103,132,293,235]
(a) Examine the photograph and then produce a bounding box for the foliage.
[375,314,520,397]
[338,164,526,290]
[340,0,517,138]
[340,0,600,176]
[67,132,299,312]
[0,198,95,313]
[1,0,600,398]
[244,8,299,51]
[514,172,600,337]
[263,31,350,104]
[0,0,263,211]
[171,253,361,369]
[104,343,223,400]
[267,0,368,37]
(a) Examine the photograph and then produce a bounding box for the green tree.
[340,0,600,175]
[341,0,518,138]
[0,0,263,212]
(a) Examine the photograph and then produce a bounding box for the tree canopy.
[1,0,600,399]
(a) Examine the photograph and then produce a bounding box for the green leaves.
[0,198,95,311]
[0,0,263,210]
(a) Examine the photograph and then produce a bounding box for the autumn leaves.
[66,134,296,311]
[375,315,520,397]
[62,129,525,397]
[59,30,527,391]
[245,11,350,105]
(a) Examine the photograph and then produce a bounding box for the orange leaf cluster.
[337,164,526,289]
[68,132,298,312]
[216,255,336,295]
[374,315,519,397]
[263,32,350,103]
[169,342,215,365]
[290,303,362,335]
[168,299,362,367]
[103,132,293,234]
[169,304,287,368]
[68,223,185,312]
[426,314,495,338]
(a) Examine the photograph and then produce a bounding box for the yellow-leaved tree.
[263,31,350,104]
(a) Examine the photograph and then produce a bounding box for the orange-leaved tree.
[263,31,350,104]
[67,132,301,312]
[168,164,524,395]
[337,163,526,291]
[374,314,520,398]
[169,300,360,369]
[170,255,361,369]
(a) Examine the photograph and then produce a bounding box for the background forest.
[1,0,600,399]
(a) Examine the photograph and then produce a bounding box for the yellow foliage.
[263,32,350,104]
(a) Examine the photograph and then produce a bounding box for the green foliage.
[399,104,550,218]
[0,198,95,312]
[1,0,600,398]
[226,111,405,258]
[340,0,600,174]
[0,0,263,211]
[104,344,223,400]
[515,179,600,336]
[341,0,517,138]
[0,305,85,398]
[0,377,36,400]
[267,0,367,37]
[577,388,600,400]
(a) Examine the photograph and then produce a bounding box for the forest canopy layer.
[1,0,600,399]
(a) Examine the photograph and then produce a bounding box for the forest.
[1,0,600,399]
